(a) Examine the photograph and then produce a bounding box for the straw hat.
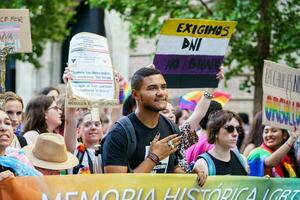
[23,133,79,170]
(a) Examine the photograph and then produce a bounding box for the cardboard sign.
[66,32,118,108]
[262,60,300,130]
[153,19,237,88]
[0,9,32,53]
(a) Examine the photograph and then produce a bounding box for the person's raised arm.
[62,67,77,153]
[264,128,299,167]
[185,88,214,131]
[184,67,224,131]
[64,107,77,153]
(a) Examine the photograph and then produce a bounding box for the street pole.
[0,46,14,107]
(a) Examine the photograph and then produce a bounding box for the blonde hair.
[3,91,24,109]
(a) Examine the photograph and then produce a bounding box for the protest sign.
[0,9,32,53]
[0,174,299,200]
[66,32,118,108]
[262,60,300,130]
[153,19,237,88]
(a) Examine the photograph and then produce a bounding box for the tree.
[0,0,79,68]
[88,0,300,115]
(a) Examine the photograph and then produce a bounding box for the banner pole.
[0,46,13,107]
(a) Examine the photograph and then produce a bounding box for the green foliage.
[216,0,300,73]
[88,0,209,47]
[0,0,78,68]
[89,0,300,71]
[89,0,300,113]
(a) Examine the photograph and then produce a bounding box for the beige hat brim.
[23,145,79,170]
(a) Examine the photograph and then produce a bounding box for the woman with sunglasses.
[247,126,300,178]
[23,95,62,145]
[192,110,248,186]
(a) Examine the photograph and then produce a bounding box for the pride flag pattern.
[119,81,131,103]
[153,19,237,88]
[247,144,297,178]
[179,90,231,111]
[262,60,300,130]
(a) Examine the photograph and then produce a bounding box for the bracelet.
[147,152,160,165]
[203,91,214,99]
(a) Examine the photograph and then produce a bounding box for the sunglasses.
[223,125,243,134]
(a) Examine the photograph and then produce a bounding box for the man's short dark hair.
[131,67,162,90]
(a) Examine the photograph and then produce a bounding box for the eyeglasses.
[47,106,61,111]
[223,125,243,134]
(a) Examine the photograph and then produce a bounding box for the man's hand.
[149,133,182,161]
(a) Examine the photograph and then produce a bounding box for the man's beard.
[143,103,165,112]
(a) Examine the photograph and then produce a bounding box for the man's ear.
[132,89,140,101]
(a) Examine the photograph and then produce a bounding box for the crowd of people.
[0,65,299,186]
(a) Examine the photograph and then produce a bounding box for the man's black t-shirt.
[102,113,178,173]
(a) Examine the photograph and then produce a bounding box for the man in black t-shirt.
[103,67,183,173]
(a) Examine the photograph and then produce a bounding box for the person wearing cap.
[23,133,79,175]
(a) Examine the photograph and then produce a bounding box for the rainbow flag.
[247,144,297,177]
[123,81,131,100]
[179,91,231,111]
[119,81,131,103]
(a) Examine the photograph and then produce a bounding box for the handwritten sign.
[66,32,118,107]
[262,60,300,130]
[0,9,32,53]
[153,19,237,88]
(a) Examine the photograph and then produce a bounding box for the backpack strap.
[232,149,248,174]
[116,116,137,172]
[86,150,94,174]
[17,135,27,148]
[198,152,216,175]
[160,114,180,135]
[73,150,85,174]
